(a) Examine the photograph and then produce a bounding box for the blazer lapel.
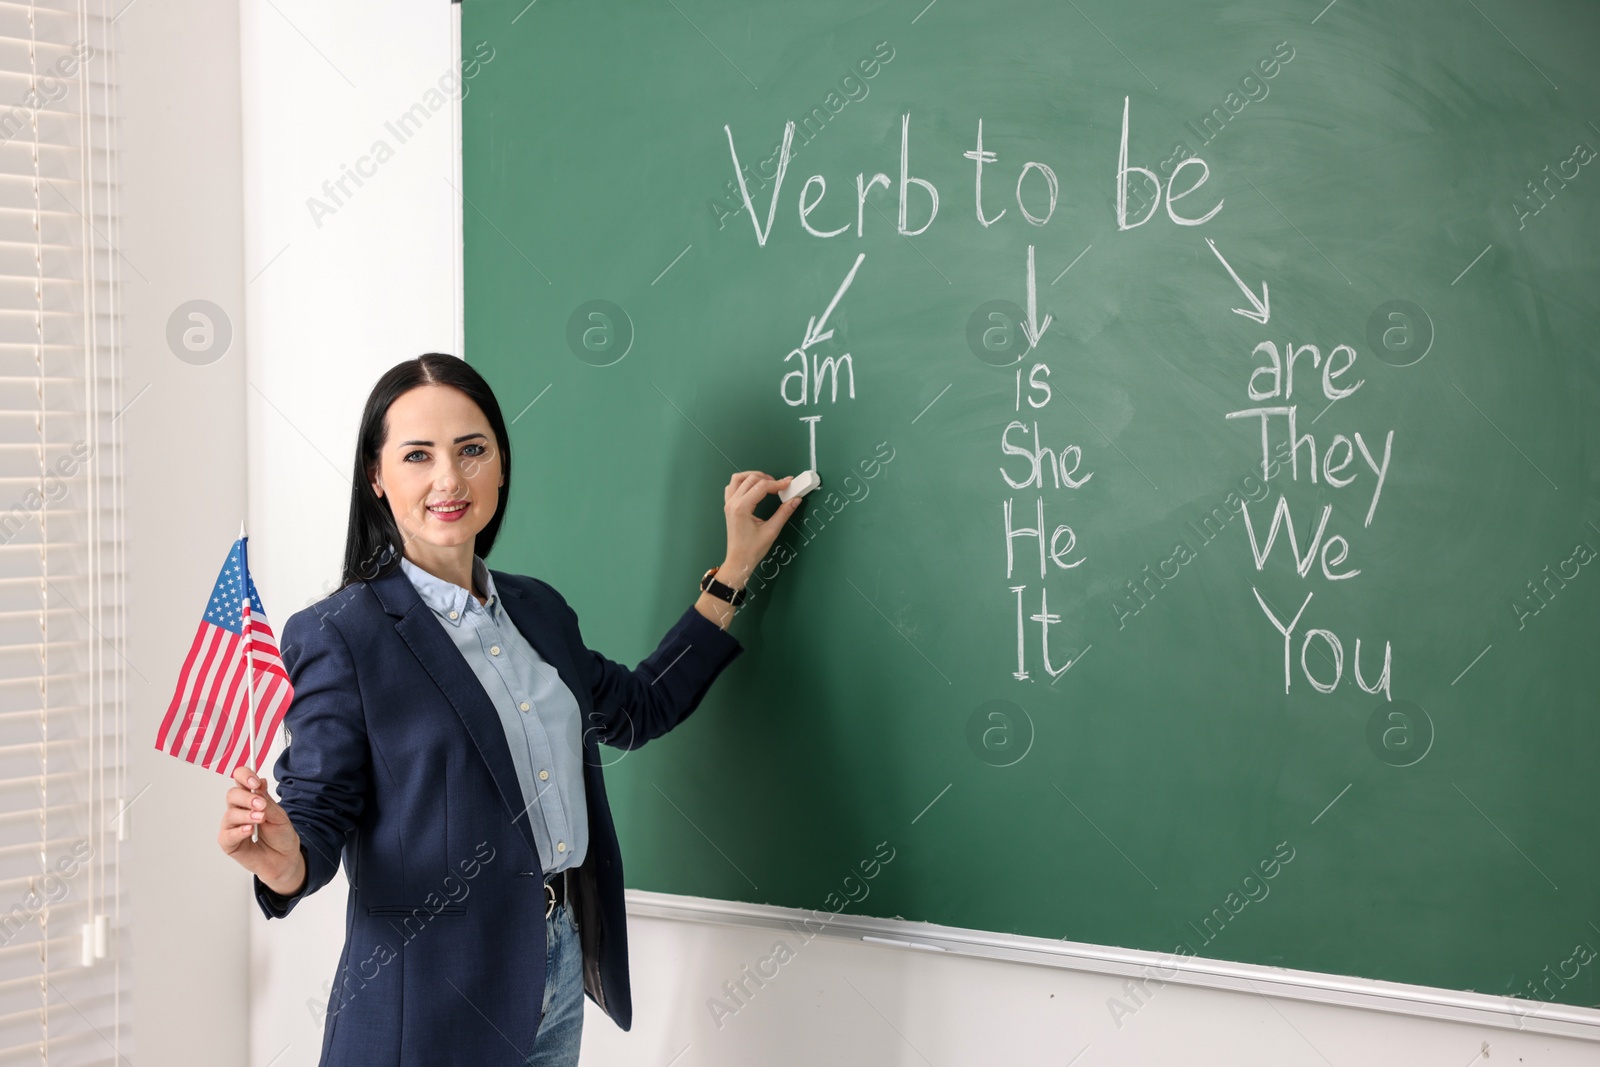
[491,573,606,770]
[370,565,540,860]
[492,576,583,707]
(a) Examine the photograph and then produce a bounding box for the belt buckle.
[545,877,556,919]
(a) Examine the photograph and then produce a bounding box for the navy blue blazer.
[254,562,742,1066]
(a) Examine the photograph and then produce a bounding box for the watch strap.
[700,566,747,608]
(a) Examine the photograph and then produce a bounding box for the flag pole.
[241,519,260,844]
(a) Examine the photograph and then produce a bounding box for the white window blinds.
[0,1,128,1063]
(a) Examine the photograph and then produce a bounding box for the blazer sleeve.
[537,579,743,751]
[253,604,372,920]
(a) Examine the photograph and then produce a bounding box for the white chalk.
[779,469,820,503]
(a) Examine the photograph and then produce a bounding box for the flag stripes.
[155,536,294,775]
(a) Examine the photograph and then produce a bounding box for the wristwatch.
[700,566,748,608]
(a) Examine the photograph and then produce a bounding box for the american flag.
[155,533,294,775]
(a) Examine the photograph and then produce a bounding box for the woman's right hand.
[219,764,307,897]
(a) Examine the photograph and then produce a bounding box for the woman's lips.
[427,500,468,522]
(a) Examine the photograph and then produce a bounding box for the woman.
[217,353,801,1066]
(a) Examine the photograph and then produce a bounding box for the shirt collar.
[399,553,500,625]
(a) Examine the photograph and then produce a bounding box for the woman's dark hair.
[339,353,512,590]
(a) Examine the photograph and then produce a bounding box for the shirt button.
[520,702,531,712]
[556,841,566,852]
[490,646,501,656]
[448,610,458,620]
[538,769,549,781]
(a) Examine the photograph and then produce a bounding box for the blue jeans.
[526,900,584,1066]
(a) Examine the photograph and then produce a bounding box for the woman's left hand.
[717,470,802,586]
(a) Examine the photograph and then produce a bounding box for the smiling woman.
[368,380,507,593]
[216,353,806,1067]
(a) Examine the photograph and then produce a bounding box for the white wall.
[594,897,1600,1067]
[222,8,1600,1067]
[119,1,251,1063]
[237,1,460,1064]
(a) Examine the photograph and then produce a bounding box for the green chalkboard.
[461,0,1600,1009]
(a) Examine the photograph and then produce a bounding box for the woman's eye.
[404,450,428,462]
[463,443,486,457]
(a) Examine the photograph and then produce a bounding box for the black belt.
[543,869,569,918]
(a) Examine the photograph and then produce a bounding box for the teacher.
[217,353,801,1066]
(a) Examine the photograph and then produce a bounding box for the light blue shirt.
[399,553,587,875]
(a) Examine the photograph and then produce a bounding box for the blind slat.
[0,0,131,1040]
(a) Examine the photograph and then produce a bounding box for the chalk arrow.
[1021,244,1052,350]
[1205,238,1270,324]
[801,252,866,351]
